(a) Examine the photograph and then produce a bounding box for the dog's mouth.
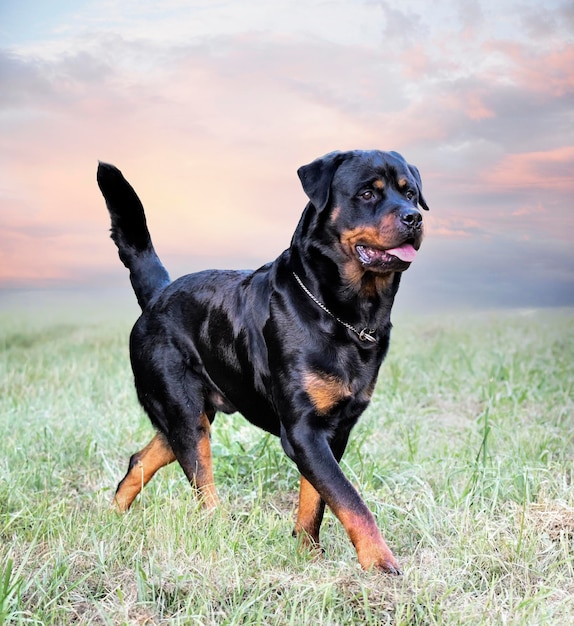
[355,242,417,268]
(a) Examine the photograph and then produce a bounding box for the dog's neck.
[285,245,399,340]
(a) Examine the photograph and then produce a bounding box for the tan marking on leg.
[303,371,352,415]
[113,432,175,512]
[193,413,219,510]
[294,475,323,551]
[335,505,401,573]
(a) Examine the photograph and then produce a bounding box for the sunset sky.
[1,0,573,310]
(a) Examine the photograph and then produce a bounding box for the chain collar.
[292,272,377,343]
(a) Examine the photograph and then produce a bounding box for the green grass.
[1,299,573,624]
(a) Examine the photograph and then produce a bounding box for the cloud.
[484,39,574,98]
[483,146,574,191]
[0,0,573,308]
[519,0,574,40]
[397,235,574,312]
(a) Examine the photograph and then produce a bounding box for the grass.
[1,297,573,624]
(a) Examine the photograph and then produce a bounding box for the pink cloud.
[486,41,574,97]
[511,203,546,217]
[462,92,496,121]
[1,23,573,294]
[400,44,433,80]
[426,216,483,239]
[483,146,574,191]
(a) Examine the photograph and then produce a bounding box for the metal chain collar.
[292,272,377,343]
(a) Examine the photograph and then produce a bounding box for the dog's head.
[296,150,428,285]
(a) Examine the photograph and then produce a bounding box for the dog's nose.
[399,207,422,230]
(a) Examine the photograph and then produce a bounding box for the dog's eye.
[405,189,416,201]
[360,190,374,201]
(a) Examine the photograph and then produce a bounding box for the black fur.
[97,150,428,573]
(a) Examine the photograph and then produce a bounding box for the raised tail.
[97,162,170,309]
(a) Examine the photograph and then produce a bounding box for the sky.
[1,0,573,311]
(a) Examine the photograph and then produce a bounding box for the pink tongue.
[386,243,417,262]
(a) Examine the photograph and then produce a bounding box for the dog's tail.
[97,162,170,310]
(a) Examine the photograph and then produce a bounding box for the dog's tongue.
[386,243,417,262]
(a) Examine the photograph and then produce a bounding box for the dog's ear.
[297,151,349,211]
[407,164,430,211]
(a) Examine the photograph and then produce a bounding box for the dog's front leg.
[281,424,401,574]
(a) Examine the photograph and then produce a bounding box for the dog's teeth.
[356,245,373,263]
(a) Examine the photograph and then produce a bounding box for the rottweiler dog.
[97,149,428,574]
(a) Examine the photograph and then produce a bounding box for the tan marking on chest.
[303,371,353,415]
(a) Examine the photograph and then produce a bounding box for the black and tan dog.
[97,149,428,574]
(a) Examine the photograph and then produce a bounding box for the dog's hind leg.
[127,338,220,510]
[113,411,219,512]
[113,432,176,512]
[168,410,220,511]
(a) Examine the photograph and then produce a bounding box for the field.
[1,296,573,624]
